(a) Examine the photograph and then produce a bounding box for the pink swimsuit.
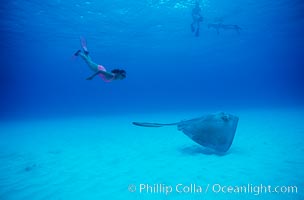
[97,65,114,82]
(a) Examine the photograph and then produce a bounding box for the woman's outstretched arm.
[86,70,114,80]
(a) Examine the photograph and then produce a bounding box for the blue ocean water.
[1,0,304,200]
[1,0,303,118]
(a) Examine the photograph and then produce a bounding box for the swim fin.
[80,36,89,55]
[74,49,81,56]
[191,24,195,32]
[195,28,200,37]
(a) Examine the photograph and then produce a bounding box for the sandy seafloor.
[0,108,303,200]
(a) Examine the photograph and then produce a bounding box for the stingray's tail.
[132,122,178,127]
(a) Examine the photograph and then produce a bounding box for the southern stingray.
[133,112,239,153]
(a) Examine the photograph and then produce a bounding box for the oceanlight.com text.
[212,184,298,195]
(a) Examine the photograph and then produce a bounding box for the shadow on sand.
[179,145,230,156]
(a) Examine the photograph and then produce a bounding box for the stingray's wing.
[178,112,238,152]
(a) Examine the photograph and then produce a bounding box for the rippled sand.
[0,108,303,200]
